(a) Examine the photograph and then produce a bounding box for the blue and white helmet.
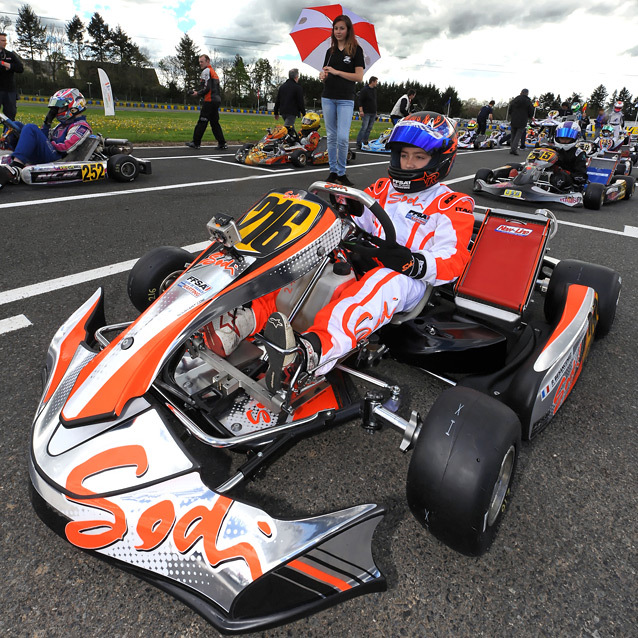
[554,120,580,150]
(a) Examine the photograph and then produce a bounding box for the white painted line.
[201,157,295,173]
[0,160,389,211]
[624,225,638,237]
[0,241,209,307]
[0,314,32,335]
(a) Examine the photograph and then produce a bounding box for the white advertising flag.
[97,68,115,116]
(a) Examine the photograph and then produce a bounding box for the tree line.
[2,5,636,121]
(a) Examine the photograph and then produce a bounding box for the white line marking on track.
[624,225,638,237]
[0,314,32,335]
[201,157,295,173]
[0,160,389,211]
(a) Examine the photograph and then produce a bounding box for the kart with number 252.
[30,180,621,633]
[473,146,635,209]
[0,112,151,185]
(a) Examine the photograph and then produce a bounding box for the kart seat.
[390,284,433,324]
[454,210,551,324]
[62,135,101,162]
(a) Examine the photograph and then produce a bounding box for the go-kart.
[361,127,392,153]
[457,128,478,149]
[235,126,356,168]
[473,146,635,209]
[534,115,560,147]
[0,112,151,185]
[472,129,508,150]
[29,181,621,633]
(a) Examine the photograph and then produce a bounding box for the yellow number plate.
[503,188,523,199]
[81,163,106,182]
[235,192,323,255]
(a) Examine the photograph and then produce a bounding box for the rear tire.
[544,259,621,338]
[613,174,635,199]
[127,246,194,312]
[473,168,494,191]
[583,182,605,209]
[107,154,139,182]
[407,386,521,556]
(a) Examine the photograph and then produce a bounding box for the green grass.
[11,104,392,145]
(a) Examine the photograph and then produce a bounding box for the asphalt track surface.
[1,142,636,638]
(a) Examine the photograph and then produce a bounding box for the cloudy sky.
[3,0,638,104]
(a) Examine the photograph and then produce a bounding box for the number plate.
[81,162,106,182]
[503,188,523,199]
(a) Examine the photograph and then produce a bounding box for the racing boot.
[202,307,256,357]
[0,164,21,191]
[263,312,320,393]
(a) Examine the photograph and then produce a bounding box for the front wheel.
[407,386,521,556]
[107,154,140,182]
[583,182,605,209]
[290,149,308,167]
[127,246,194,312]
[473,168,494,191]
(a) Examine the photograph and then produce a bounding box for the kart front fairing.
[30,187,386,633]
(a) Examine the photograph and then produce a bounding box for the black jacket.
[274,79,305,117]
[509,94,534,128]
[0,48,24,92]
[556,146,588,186]
[357,84,377,114]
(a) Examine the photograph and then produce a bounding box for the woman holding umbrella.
[319,14,364,185]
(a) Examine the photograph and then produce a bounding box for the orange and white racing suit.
[251,178,475,375]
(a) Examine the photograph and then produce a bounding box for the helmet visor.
[388,118,452,153]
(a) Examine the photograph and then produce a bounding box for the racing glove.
[344,235,427,279]
[43,106,57,128]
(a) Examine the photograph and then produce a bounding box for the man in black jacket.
[274,69,305,129]
[0,33,24,124]
[509,88,534,155]
[355,76,378,149]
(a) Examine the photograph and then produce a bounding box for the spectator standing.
[557,102,570,117]
[186,54,227,150]
[0,33,24,124]
[319,14,365,186]
[390,89,416,125]
[595,108,607,136]
[355,76,378,149]
[508,89,534,155]
[477,100,495,135]
[274,69,305,129]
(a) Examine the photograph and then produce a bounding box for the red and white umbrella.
[290,4,380,73]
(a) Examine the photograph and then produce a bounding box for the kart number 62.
[81,163,106,182]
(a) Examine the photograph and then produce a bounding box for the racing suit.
[551,146,588,191]
[607,110,624,139]
[8,115,92,165]
[249,178,475,375]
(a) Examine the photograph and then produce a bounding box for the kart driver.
[607,100,625,139]
[550,120,588,191]
[203,112,475,392]
[0,88,92,190]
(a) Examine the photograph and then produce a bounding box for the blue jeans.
[11,123,61,164]
[322,98,354,175]
[356,113,376,146]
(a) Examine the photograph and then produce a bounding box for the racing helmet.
[48,88,86,122]
[601,124,614,139]
[548,110,559,119]
[571,102,581,113]
[613,100,623,113]
[466,119,478,131]
[269,124,288,140]
[386,111,458,193]
[300,112,321,133]
[554,120,581,150]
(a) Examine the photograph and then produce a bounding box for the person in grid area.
[318,14,364,186]
[203,112,474,392]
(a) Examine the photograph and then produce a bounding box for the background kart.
[29,181,621,633]
[473,146,635,209]
[0,112,151,185]
[235,128,356,168]
[472,130,508,150]
[361,127,393,153]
